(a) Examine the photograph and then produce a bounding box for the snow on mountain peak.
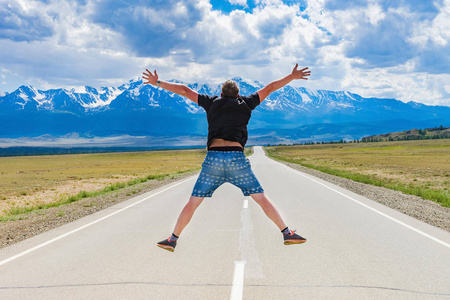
[129,76,142,84]
[71,86,88,94]
[120,77,143,90]
[14,85,47,106]
[1,78,449,147]
[4,78,443,120]
[300,93,313,104]
[3,78,363,113]
[231,77,261,88]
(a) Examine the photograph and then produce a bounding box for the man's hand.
[291,64,311,80]
[257,64,311,102]
[141,68,198,103]
[143,69,158,85]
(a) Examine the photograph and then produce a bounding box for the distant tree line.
[267,139,360,147]
[362,125,449,142]
[265,125,449,147]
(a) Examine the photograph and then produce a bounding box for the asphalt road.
[0,146,449,300]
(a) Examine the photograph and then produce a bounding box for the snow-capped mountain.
[0,78,449,146]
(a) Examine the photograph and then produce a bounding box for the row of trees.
[362,134,450,143]
[266,126,449,146]
[267,139,361,146]
[363,126,449,142]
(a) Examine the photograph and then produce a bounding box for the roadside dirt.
[281,161,450,233]
[0,175,138,216]
[0,171,198,249]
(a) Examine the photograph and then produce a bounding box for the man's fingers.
[302,67,311,77]
[292,65,311,79]
[142,68,159,84]
[294,65,311,76]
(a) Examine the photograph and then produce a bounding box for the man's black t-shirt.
[197,93,261,147]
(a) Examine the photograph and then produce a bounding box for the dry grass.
[266,139,450,207]
[0,149,207,217]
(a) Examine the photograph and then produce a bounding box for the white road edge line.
[243,199,249,209]
[274,160,450,249]
[230,261,246,300]
[0,176,196,267]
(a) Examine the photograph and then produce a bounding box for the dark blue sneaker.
[284,230,306,245]
[157,237,177,252]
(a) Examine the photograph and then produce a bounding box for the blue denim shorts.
[191,151,264,197]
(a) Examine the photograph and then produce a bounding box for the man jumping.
[142,64,311,252]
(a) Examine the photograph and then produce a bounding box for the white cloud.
[409,0,450,49]
[340,63,450,106]
[0,0,449,107]
[365,2,385,25]
[228,0,248,6]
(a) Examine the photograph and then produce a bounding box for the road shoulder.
[273,158,450,232]
[0,170,199,249]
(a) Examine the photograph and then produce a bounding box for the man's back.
[198,93,261,147]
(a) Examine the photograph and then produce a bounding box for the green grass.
[0,149,207,198]
[0,215,29,222]
[266,140,450,207]
[0,171,189,222]
[0,146,257,222]
[290,160,449,206]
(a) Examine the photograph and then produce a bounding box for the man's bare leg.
[250,192,306,245]
[173,196,205,237]
[157,196,204,252]
[250,193,287,230]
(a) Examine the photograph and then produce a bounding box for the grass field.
[265,139,450,207]
[0,149,207,219]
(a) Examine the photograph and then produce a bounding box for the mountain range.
[0,78,449,148]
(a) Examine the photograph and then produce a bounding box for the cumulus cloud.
[0,0,133,89]
[307,1,420,68]
[409,0,450,74]
[0,0,54,41]
[0,0,449,106]
[89,0,207,57]
[228,0,248,6]
[303,0,450,104]
[339,62,450,106]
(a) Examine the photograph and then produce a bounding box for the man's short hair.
[221,80,239,98]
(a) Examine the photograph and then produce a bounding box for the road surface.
[1,146,449,299]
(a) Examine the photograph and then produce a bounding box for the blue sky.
[0,0,449,106]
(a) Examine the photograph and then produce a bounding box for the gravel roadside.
[1,159,449,249]
[0,171,198,249]
[280,160,450,232]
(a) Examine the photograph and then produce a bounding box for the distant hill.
[1,78,449,147]
[362,126,450,142]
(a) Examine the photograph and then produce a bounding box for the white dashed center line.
[230,261,246,300]
[243,199,249,209]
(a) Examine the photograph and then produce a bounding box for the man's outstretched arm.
[143,69,198,103]
[257,64,310,102]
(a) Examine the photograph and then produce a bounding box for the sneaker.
[157,237,177,252]
[283,230,307,245]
